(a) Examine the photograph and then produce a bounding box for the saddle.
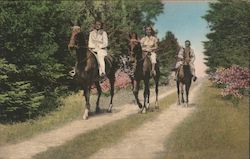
[88,49,115,71]
[177,65,185,80]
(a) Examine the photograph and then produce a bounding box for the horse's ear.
[128,32,131,39]
[76,19,82,27]
[69,20,75,27]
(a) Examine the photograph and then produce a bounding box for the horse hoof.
[83,115,88,120]
[83,109,89,120]
[138,108,143,114]
[155,102,159,109]
[146,103,150,110]
[138,103,143,109]
[95,107,101,113]
[107,104,113,113]
[142,107,147,114]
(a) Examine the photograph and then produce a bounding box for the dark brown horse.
[128,37,160,113]
[176,61,193,107]
[68,26,117,120]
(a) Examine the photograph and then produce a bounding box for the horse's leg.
[107,75,115,113]
[130,76,134,91]
[133,80,142,110]
[95,82,102,113]
[143,78,150,113]
[185,84,190,107]
[83,86,91,120]
[181,83,185,104]
[154,75,159,109]
[177,81,181,105]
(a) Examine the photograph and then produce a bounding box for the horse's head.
[128,32,142,62]
[68,25,89,62]
[68,25,81,51]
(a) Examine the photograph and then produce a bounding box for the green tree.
[158,31,179,84]
[0,0,164,122]
[78,0,164,56]
[0,1,78,121]
[203,0,250,72]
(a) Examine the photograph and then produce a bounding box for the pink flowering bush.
[91,69,131,94]
[211,65,250,103]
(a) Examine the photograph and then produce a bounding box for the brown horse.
[68,26,117,120]
[176,61,193,107]
[128,36,160,113]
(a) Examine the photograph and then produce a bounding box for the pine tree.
[203,0,250,72]
[158,31,179,84]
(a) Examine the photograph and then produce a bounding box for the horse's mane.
[75,32,89,63]
[183,65,192,82]
[131,41,142,61]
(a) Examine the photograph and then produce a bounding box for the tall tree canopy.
[158,31,179,84]
[0,0,164,122]
[203,0,250,72]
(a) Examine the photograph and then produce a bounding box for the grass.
[33,92,177,159]
[0,87,137,146]
[0,92,84,146]
[0,85,171,146]
[160,81,249,159]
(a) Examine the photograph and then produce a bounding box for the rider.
[140,26,159,76]
[88,20,108,78]
[173,40,197,82]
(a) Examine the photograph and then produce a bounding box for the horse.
[176,61,193,107]
[128,37,160,113]
[68,26,117,120]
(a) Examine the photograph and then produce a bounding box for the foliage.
[203,0,250,72]
[158,31,179,84]
[163,81,249,159]
[210,65,250,104]
[78,0,164,56]
[0,1,164,122]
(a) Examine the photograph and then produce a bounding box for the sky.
[154,1,211,77]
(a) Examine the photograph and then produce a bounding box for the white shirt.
[178,47,195,63]
[140,35,158,52]
[88,29,108,50]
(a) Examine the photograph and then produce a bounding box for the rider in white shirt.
[88,20,108,77]
[140,26,159,76]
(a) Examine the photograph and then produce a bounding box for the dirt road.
[89,82,202,159]
[0,85,178,159]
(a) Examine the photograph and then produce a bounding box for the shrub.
[211,65,250,104]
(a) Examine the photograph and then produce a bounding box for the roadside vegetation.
[161,81,249,159]
[34,92,177,159]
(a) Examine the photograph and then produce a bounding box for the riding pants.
[92,48,107,76]
[150,52,157,64]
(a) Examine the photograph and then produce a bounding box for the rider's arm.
[88,31,96,49]
[140,37,147,51]
[98,31,108,49]
[177,47,184,60]
[190,49,195,63]
[150,37,159,52]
